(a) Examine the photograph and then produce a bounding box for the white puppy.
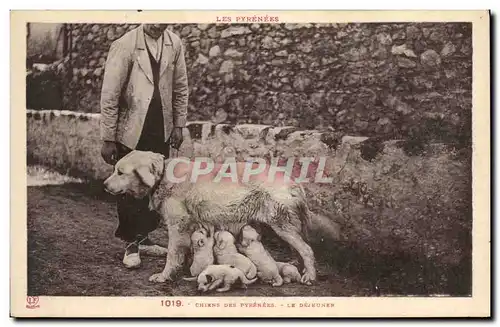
[213,230,257,279]
[276,262,302,284]
[237,225,283,287]
[184,264,257,293]
[189,224,215,277]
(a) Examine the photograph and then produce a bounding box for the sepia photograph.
[11,10,490,318]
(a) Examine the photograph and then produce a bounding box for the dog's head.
[190,223,215,248]
[214,231,236,252]
[238,225,262,248]
[189,224,215,276]
[191,229,210,250]
[104,150,164,199]
[196,272,214,292]
[183,270,214,292]
[103,150,164,199]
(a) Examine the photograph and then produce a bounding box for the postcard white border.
[10,10,490,318]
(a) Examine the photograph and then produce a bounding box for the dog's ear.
[200,223,212,237]
[188,224,197,235]
[219,239,226,250]
[236,227,244,244]
[135,153,164,188]
[253,223,262,235]
[206,274,213,284]
[135,165,156,188]
[252,224,263,242]
[197,223,207,235]
[149,152,165,175]
[239,238,249,248]
[216,235,226,250]
[235,225,246,242]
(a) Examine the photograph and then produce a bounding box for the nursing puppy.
[184,264,257,293]
[213,230,257,279]
[276,262,302,284]
[188,224,215,277]
[237,225,283,287]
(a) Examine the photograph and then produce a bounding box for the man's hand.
[170,127,184,150]
[101,141,118,165]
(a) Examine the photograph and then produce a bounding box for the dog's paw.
[149,273,170,283]
[216,287,231,292]
[300,271,316,286]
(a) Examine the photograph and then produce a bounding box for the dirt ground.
[28,182,377,297]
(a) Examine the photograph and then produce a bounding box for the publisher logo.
[26,296,40,309]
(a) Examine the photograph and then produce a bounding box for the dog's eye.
[117,171,123,176]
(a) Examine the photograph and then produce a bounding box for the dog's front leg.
[270,225,317,285]
[149,222,190,283]
[207,278,224,291]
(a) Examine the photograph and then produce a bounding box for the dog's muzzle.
[103,178,125,196]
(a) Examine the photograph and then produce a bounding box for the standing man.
[100,24,188,269]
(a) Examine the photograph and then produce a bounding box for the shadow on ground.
[27,182,470,297]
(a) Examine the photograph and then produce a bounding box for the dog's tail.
[246,262,258,280]
[290,184,314,240]
[291,184,342,243]
[307,211,343,243]
[292,184,343,243]
[183,276,198,282]
[238,270,258,285]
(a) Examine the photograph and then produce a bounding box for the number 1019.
[161,300,183,307]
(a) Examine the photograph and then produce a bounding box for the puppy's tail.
[183,276,198,282]
[238,270,258,285]
[246,263,258,280]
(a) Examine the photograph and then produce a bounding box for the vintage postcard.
[11,10,490,318]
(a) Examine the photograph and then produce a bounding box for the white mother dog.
[103,150,338,285]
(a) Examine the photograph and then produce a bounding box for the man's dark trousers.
[114,42,168,244]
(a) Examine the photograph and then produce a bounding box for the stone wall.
[28,22,472,144]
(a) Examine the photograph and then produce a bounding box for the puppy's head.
[191,228,209,249]
[239,225,261,248]
[214,231,235,251]
[189,225,215,276]
[197,272,214,292]
[190,224,215,249]
[103,150,164,199]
